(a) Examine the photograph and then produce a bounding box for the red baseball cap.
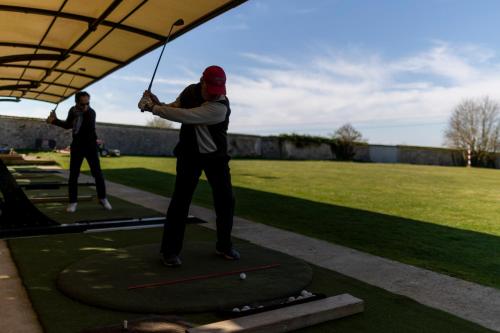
[202,65,226,95]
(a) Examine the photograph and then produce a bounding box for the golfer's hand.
[138,92,155,112]
[146,91,161,104]
[46,111,56,124]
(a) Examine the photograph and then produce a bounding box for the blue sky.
[3,0,500,147]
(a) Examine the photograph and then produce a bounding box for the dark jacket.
[53,106,97,147]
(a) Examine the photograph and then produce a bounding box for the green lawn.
[32,153,500,289]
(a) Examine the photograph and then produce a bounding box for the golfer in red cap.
[139,65,238,267]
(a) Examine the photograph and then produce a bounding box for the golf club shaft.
[52,69,82,113]
[142,19,183,112]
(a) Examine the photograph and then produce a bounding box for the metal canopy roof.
[0,0,246,104]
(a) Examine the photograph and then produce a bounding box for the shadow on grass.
[100,167,500,290]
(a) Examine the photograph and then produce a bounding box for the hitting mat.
[57,241,313,313]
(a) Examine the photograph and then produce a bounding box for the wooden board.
[187,294,364,333]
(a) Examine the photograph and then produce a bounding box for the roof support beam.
[0,5,165,41]
[0,77,79,91]
[16,90,65,99]
[0,82,39,90]
[34,0,122,99]
[0,42,123,65]
[0,97,20,102]
[0,53,68,65]
[1,64,97,79]
[9,0,68,97]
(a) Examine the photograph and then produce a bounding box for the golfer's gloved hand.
[46,111,56,124]
[147,91,161,104]
[138,91,156,112]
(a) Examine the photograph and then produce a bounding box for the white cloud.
[110,75,192,87]
[392,43,479,83]
[226,43,500,143]
[239,52,294,68]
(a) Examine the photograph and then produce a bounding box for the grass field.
[32,153,500,289]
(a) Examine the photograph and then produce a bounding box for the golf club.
[51,67,85,115]
[141,18,184,112]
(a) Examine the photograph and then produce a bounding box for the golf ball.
[242,305,251,311]
[239,273,246,280]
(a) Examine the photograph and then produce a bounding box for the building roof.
[0,0,246,103]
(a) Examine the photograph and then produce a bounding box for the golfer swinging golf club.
[47,91,112,213]
[138,65,239,267]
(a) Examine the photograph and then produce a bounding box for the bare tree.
[444,96,500,166]
[331,123,365,160]
[334,123,364,143]
[146,116,173,129]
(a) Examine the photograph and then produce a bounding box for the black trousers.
[68,144,106,203]
[161,154,235,255]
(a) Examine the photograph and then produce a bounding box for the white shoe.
[99,198,112,210]
[66,202,77,213]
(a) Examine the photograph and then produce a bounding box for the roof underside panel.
[0,0,246,104]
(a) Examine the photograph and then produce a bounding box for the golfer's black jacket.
[52,107,98,147]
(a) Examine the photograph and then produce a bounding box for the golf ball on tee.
[239,272,246,280]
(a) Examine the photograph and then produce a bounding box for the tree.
[331,123,365,160]
[146,116,173,129]
[444,96,500,167]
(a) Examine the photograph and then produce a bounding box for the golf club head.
[174,18,184,26]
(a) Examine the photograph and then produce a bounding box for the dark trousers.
[68,144,106,203]
[161,155,235,255]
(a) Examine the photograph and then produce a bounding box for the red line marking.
[128,263,280,290]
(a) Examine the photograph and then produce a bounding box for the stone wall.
[0,115,266,157]
[228,134,262,158]
[1,115,498,168]
[96,123,178,156]
[0,116,72,150]
[368,145,398,163]
[398,146,465,166]
[280,141,333,160]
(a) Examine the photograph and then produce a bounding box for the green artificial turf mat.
[8,227,495,333]
[35,193,163,224]
[8,225,492,333]
[57,241,312,313]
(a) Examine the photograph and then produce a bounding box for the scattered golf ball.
[239,272,246,280]
[242,305,251,311]
[301,290,313,298]
[287,296,295,302]
[232,307,240,312]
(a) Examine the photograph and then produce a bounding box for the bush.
[331,124,365,161]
